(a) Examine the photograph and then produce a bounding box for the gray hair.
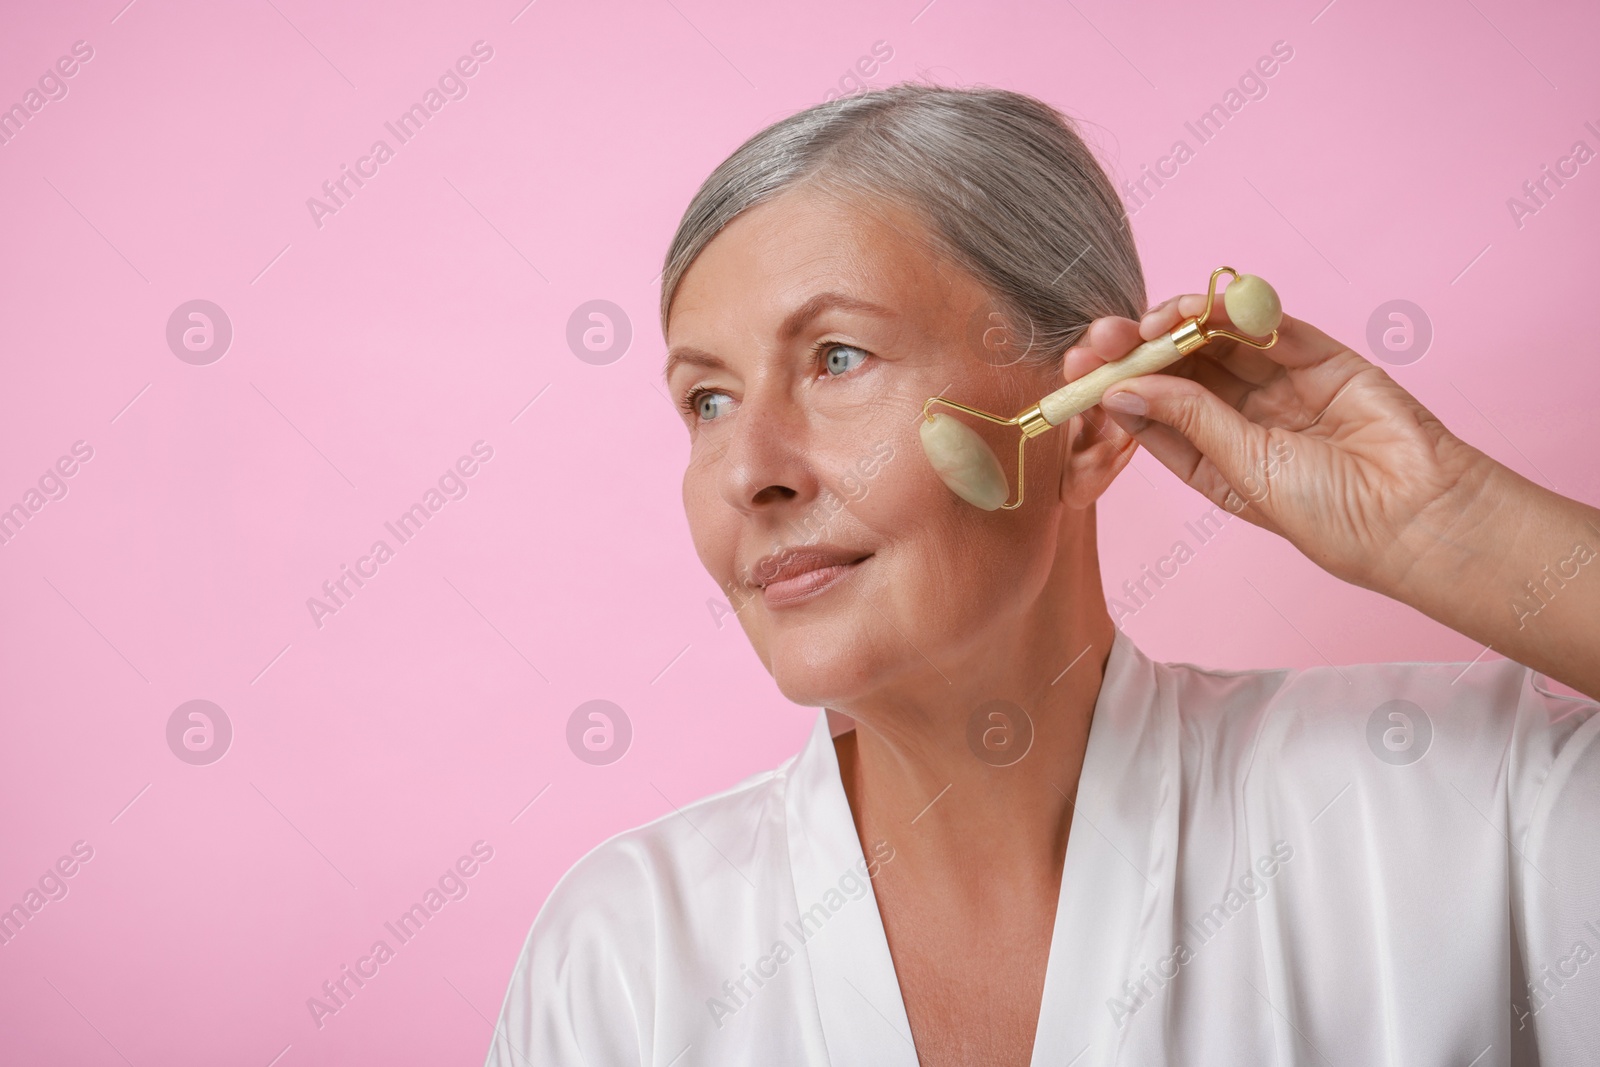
[659,80,1147,368]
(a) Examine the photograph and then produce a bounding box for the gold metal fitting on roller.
[920,266,1280,511]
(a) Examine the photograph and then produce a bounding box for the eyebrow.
[661,291,894,381]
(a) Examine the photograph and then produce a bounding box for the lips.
[748,546,872,606]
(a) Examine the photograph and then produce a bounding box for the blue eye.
[687,388,732,421]
[823,343,868,376]
[679,343,870,425]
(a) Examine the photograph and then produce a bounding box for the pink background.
[1,0,1596,1063]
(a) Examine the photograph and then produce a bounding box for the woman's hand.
[1070,292,1600,702]
[1073,294,1489,594]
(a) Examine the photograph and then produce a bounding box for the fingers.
[1060,344,1107,384]
[1140,287,1263,340]
[1137,285,1357,381]
[1101,373,1266,500]
[1185,354,1261,414]
[1265,311,1361,369]
[1077,402,1136,453]
[1065,301,1358,443]
[1081,315,1145,369]
[1066,313,1266,408]
[1062,315,1153,383]
[1104,398,1202,475]
[1138,292,1212,340]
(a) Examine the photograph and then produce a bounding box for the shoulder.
[1146,640,1598,737]
[484,761,794,1067]
[1146,646,1600,795]
[518,759,791,951]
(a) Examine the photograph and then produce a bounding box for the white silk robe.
[485,627,1600,1065]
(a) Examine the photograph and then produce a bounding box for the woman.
[486,83,1600,1066]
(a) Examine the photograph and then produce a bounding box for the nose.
[714,381,820,514]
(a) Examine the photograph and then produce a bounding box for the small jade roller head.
[1217,273,1281,336]
[919,267,1282,511]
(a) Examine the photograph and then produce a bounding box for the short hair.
[659,80,1147,369]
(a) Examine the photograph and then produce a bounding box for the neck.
[832,547,1115,903]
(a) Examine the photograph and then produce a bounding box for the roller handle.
[1036,334,1183,426]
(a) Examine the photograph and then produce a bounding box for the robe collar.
[782,626,1178,1066]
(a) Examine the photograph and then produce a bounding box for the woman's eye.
[683,344,867,424]
[695,390,733,421]
[824,344,868,376]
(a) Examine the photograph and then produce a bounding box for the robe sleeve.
[1505,667,1600,1060]
[483,839,656,1067]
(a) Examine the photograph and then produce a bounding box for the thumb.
[1101,375,1263,496]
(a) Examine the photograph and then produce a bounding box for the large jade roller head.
[919,266,1283,511]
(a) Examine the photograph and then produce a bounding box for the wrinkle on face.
[665,184,1076,713]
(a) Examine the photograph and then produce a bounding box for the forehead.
[666,185,968,341]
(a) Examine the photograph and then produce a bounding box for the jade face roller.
[919,266,1283,511]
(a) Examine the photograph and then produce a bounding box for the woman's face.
[664,185,1115,709]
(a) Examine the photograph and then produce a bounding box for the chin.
[770,663,859,709]
[764,626,906,709]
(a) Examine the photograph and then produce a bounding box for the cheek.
[682,459,736,589]
[856,467,990,601]
[876,453,1062,618]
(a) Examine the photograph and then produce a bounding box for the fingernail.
[1102,390,1147,415]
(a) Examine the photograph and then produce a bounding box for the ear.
[1056,407,1139,509]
